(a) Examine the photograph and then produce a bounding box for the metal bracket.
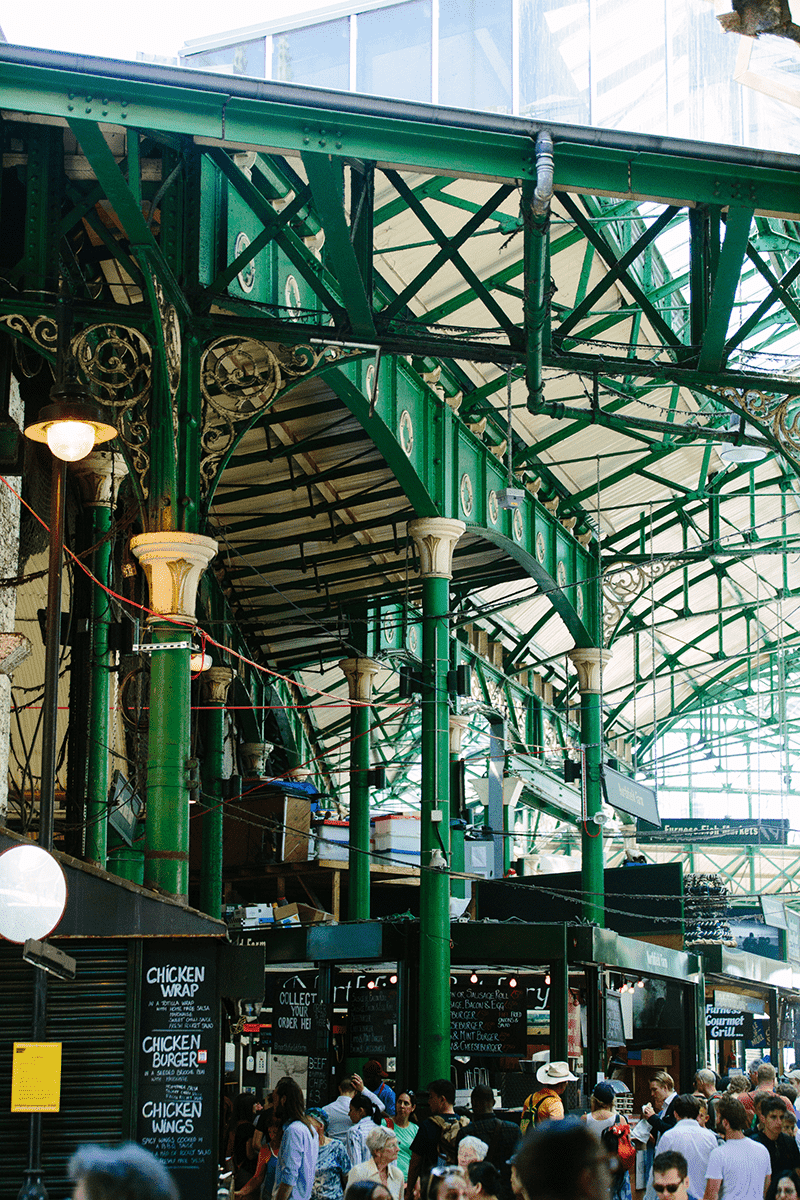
[133,641,193,653]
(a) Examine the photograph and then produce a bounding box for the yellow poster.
[11,1042,62,1113]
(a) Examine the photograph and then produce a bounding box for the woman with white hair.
[457,1139,488,1170]
[346,1126,404,1200]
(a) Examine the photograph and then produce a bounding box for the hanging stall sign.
[136,944,219,1200]
[705,1006,754,1040]
[272,970,329,1056]
[347,987,397,1058]
[602,766,660,827]
[638,818,788,846]
[787,909,800,966]
[451,981,526,1056]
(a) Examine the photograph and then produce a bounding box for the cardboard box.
[242,903,274,928]
[273,902,333,926]
[640,1049,672,1066]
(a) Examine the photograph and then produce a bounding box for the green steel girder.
[8,46,800,824]
[1,50,799,218]
[542,347,800,397]
[67,119,189,318]
[379,176,516,328]
[618,628,800,752]
[16,122,63,294]
[603,468,792,554]
[697,207,755,373]
[725,252,800,357]
[205,145,345,321]
[204,182,314,301]
[557,205,680,342]
[553,192,683,355]
[301,151,376,339]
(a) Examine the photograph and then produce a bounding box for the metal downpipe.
[525,131,553,413]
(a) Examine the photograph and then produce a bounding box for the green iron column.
[74,451,127,867]
[408,517,465,1083]
[568,648,612,927]
[200,665,235,918]
[340,657,381,920]
[130,531,217,900]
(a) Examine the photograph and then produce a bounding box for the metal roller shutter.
[0,940,136,1200]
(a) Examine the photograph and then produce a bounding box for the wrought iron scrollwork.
[708,384,800,464]
[152,278,181,401]
[199,337,362,494]
[602,560,671,646]
[71,323,153,498]
[0,314,58,375]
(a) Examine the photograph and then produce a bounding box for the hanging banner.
[639,818,788,846]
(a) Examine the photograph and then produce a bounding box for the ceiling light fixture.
[25,382,117,462]
[717,414,768,466]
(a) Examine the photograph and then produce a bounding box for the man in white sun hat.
[520,1062,578,1133]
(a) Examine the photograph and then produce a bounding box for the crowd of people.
[217,1056,800,1200]
[69,1054,800,1200]
[222,1067,519,1200]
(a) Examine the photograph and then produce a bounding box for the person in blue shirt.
[364,1062,396,1118]
[274,1077,320,1200]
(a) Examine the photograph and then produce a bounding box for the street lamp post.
[19,380,116,1200]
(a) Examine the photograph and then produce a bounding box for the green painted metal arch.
[322,360,441,517]
[199,345,375,519]
[322,357,598,646]
[467,523,593,645]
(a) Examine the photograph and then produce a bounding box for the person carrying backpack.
[457,1085,520,1200]
[520,1063,578,1133]
[583,1081,635,1200]
[405,1080,469,1200]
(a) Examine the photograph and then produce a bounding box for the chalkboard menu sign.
[451,982,525,1056]
[136,943,219,1200]
[605,991,624,1046]
[307,1054,329,1107]
[348,987,397,1057]
[272,970,329,1055]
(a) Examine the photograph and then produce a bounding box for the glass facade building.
[180,0,800,151]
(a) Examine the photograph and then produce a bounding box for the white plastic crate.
[373,814,420,852]
[314,819,349,862]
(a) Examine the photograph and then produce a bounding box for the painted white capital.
[73,451,128,508]
[339,656,381,703]
[202,666,235,706]
[241,741,272,777]
[130,531,217,625]
[568,647,612,694]
[408,517,466,578]
[449,713,470,755]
